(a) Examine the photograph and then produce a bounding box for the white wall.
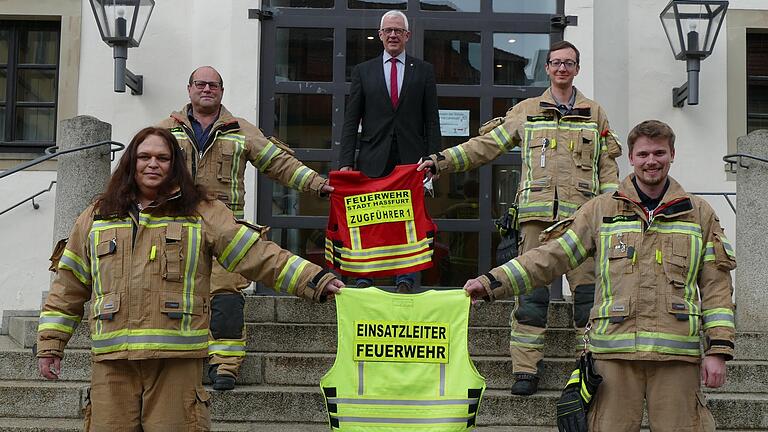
[77,0,263,223]
[0,172,57,323]
[567,0,744,241]
[0,0,263,326]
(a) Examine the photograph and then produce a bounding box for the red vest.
[325,164,437,278]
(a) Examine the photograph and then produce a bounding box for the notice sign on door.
[439,110,470,137]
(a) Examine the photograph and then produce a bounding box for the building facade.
[0,0,755,325]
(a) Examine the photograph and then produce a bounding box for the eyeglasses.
[380,27,407,36]
[547,60,578,70]
[191,80,222,90]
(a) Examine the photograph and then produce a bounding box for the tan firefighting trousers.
[83,358,210,432]
[588,359,716,432]
[510,220,596,374]
[209,261,250,378]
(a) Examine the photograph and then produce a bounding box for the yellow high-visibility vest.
[320,287,486,431]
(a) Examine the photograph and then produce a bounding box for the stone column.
[735,130,768,332]
[52,116,112,242]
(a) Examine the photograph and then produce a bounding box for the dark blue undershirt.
[632,176,670,211]
[187,106,218,153]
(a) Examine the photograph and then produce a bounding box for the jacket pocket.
[95,228,122,280]
[217,141,235,183]
[479,116,504,136]
[161,222,185,285]
[574,178,595,199]
[522,176,552,193]
[160,292,206,321]
[661,235,690,288]
[588,298,634,345]
[606,231,638,275]
[589,298,632,326]
[576,130,595,170]
[91,292,120,321]
[667,294,701,337]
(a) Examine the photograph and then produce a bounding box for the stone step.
[6,340,765,395]
[1,381,765,429]
[18,313,768,362]
[0,418,761,432]
[0,417,566,431]
[250,295,574,329]
[30,295,575,328]
[11,316,581,358]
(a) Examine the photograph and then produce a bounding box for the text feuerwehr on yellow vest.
[321,287,486,431]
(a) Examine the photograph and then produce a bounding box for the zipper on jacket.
[179,122,227,179]
[178,123,200,179]
[615,193,689,230]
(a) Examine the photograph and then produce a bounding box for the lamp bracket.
[125,69,143,95]
[551,15,578,29]
[248,8,274,20]
[673,81,689,108]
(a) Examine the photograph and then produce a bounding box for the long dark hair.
[96,127,206,217]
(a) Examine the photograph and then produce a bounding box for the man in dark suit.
[339,10,441,291]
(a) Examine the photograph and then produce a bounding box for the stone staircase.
[1,294,767,431]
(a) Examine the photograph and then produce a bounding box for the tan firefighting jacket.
[37,198,335,361]
[427,88,622,223]
[478,175,736,363]
[157,105,327,218]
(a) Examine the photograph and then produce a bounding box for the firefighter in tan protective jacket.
[465,120,735,432]
[419,41,622,395]
[37,127,343,431]
[156,66,333,390]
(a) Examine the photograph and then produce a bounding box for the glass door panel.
[275,27,334,82]
[424,30,481,85]
[274,93,333,149]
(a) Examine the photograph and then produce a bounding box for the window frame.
[0,20,61,153]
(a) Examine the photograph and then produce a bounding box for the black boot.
[510,372,539,396]
[208,364,236,391]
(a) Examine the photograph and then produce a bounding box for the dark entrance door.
[257,0,566,287]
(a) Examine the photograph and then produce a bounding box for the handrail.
[0,140,124,180]
[0,140,124,216]
[0,181,56,216]
[723,152,768,173]
[691,192,736,214]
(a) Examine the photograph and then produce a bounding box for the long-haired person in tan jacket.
[36,126,342,431]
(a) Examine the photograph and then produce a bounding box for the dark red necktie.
[389,58,399,108]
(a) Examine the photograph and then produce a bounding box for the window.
[0,20,60,152]
[747,32,768,133]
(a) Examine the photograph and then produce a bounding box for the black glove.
[556,351,603,432]
[495,205,519,264]
[556,385,588,432]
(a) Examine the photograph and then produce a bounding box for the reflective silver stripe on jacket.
[330,416,470,424]
[327,398,479,406]
[91,333,208,349]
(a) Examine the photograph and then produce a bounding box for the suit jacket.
[340,54,441,178]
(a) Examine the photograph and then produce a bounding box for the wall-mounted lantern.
[89,0,155,95]
[660,0,728,107]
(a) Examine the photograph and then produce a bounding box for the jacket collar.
[170,104,239,133]
[538,87,592,119]
[614,175,693,221]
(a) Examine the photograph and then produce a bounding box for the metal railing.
[692,192,736,214]
[723,152,768,173]
[0,140,124,216]
[0,181,56,217]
